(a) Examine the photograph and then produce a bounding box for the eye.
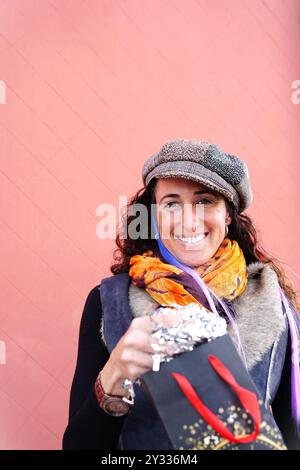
[196,198,212,204]
[163,201,181,210]
[162,198,213,210]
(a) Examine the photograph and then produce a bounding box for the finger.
[151,311,183,328]
[124,349,154,372]
[130,330,163,355]
[131,314,158,334]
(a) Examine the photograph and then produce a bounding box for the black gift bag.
[142,334,287,450]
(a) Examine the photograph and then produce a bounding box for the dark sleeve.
[62,285,126,450]
[272,306,300,450]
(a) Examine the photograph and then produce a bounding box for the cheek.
[157,210,179,235]
[206,207,227,226]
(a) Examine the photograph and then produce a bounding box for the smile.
[174,233,208,245]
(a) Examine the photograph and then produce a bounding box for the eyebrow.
[159,190,217,203]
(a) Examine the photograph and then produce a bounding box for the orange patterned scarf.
[129,238,248,311]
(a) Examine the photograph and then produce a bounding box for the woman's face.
[154,178,232,267]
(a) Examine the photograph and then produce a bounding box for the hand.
[100,311,183,396]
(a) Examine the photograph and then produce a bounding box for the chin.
[166,241,211,267]
[184,257,206,267]
[173,250,206,267]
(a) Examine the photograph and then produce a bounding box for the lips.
[174,232,208,245]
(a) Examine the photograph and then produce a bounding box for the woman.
[62,139,300,450]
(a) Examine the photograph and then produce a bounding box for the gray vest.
[99,262,288,450]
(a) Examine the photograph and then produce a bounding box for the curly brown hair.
[111,178,300,317]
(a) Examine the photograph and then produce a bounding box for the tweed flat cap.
[142,139,253,213]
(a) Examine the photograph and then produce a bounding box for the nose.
[182,204,205,235]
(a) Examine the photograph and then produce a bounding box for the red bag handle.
[172,354,261,444]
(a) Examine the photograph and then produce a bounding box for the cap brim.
[144,160,239,210]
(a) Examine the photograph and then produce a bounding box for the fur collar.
[128,261,286,369]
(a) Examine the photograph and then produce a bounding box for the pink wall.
[0,0,299,449]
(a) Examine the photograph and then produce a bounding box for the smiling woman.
[155,178,232,267]
[63,139,300,450]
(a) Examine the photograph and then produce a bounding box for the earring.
[225,225,229,237]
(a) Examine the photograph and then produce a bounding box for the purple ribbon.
[279,288,300,435]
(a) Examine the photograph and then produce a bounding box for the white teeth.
[175,233,207,244]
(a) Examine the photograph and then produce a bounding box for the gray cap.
[142,139,253,213]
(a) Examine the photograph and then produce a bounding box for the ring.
[150,342,167,355]
[122,378,136,400]
[152,353,161,372]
